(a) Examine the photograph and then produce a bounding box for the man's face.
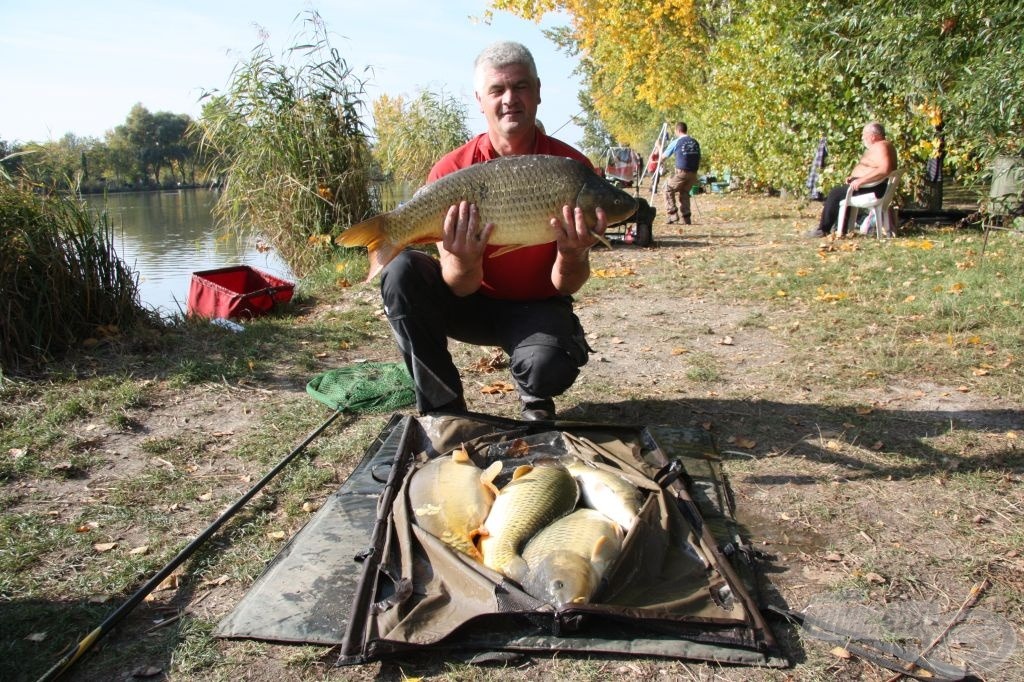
[475,62,540,138]
[862,128,875,148]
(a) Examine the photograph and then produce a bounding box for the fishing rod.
[36,407,347,682]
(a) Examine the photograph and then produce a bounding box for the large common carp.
[336,155,639,279]
[521,508,624,607]
[479,463,579,581]
[565,459,644,532]
[408,447,502,561]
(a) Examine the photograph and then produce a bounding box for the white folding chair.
[836,168,903,238]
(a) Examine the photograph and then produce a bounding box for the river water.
[84,189,294,318]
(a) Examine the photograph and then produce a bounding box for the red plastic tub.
[187,266,294,320]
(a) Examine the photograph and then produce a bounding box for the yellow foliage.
[490,0,706,140]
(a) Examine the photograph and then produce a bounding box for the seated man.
[806,122,898,238]
[379,41,608,421]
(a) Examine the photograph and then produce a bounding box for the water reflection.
[84,189,294,317]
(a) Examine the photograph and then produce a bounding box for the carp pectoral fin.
[336,215,401,281]
[592,231,613,249]
[511,464,534,480]
[590,535,611,563]
[505,556,529,583]
[452,446,470,463]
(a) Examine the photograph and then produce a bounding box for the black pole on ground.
[36,408,347,682]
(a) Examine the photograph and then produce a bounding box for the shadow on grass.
[564,397,1024,481]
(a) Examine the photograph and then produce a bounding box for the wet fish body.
[336,155,639,279]
[521,508,624,607]
[479,463,579,581]
[408,448,502,560]
[565,459,644,532]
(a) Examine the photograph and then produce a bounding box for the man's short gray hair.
[865,122,886,138]
[473,41,538,94]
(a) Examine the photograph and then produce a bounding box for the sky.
[0,0,585,147]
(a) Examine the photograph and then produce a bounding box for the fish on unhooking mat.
[565,459,644,533]
[407,447,502,561]
[478,463,579,582]
[521,508,624,607]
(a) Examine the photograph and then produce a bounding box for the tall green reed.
[0,181,148,373]
[197,11,378,278]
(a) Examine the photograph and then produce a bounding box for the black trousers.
[379,250,590,412]
[818,180,888,233]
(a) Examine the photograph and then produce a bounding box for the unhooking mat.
[215,413,787,668]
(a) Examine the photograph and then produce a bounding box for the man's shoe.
[520,398,555,421]
[804,228,827,238]
[682,214,692,225]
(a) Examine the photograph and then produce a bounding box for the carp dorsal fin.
[511,464,534,480]
[451,446,470,463]
[480,461,503,495]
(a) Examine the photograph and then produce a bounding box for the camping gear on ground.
[36,363,415,681]
[606,195,657,247]
[980,154,1024,262]
[216,413,788,669]
[603,147,642,188]
[187,265,294,320]
[639,122,671,196]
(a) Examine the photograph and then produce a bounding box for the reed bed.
[0,182,147,373]
[198,11,379,278]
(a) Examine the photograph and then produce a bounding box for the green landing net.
[306,362,416,413]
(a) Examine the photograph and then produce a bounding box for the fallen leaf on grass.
[480,380,516,395]
[863,572,886,584]
[720,336,735,346]
[76,521,99,533]
[200,574,231,587]
[8,447,26,459]
[823,552,843,562]
[671,347,688,355]
[93,542,118,553]
[504,439,531,458]
[267,530,287,541]
[129,545,149,556]
[592,267,636,278]
[151,573,182,593]
[609,337,624,344]
[830,646,852,660]
[855,405,874,415]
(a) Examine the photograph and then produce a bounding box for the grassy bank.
[2,191,1021,681]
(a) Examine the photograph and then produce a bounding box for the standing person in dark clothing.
[662,122,701,224]
[806,122,898,238]
[378,41,609,421]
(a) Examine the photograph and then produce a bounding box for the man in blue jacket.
[662,122,701,224]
